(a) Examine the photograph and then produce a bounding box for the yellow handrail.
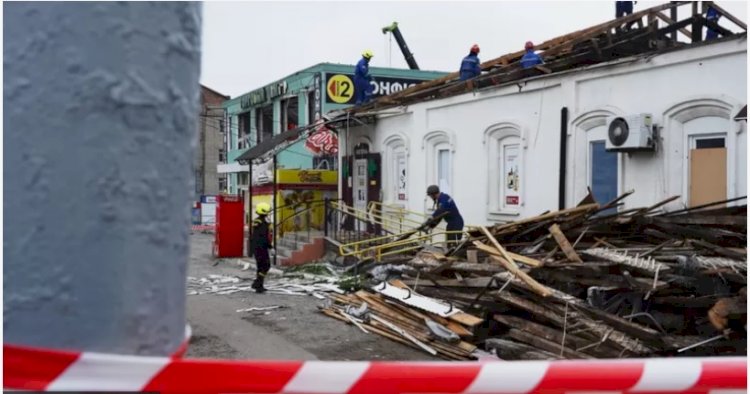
[367,201,434,222]
[331,201,425,232]
[338,230,469,261]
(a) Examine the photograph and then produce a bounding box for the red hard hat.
[525,41,534,50]
[471,44,480,53]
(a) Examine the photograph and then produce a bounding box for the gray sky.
[200,1,748,98]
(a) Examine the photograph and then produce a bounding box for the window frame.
[485,124,523,217]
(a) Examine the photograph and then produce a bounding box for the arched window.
[485,124,522,215]
[569,109,622,209]
[663,98,739,208]
[383,133,409,203]
[423,130,455,196]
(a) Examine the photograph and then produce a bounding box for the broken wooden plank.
[506,328,592,359]
[494,314,612,357]
[480,226,552,298]
[472,241,542,267]
[486,338,564,360]
[548,223,583,263]
[370,314,438,355]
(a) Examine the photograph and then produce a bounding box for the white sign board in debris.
[372,282,463,317]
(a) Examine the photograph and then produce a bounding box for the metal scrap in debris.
[372,282,462,317]
[236,306,284,313]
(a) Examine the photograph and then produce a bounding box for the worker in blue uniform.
[519,41,544,69]
[425,185,464,248]
[459,44,481,81]
[705,6,721,40]
[615,1,635,18]
[354,49,374,105]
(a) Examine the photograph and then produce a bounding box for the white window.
[485,124,522,216]
[384,134,409,203]
[423,130,455,212]
[395,151,408,201]
[437,147,451,195]
[500,141,521,210]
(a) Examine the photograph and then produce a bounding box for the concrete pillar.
[3,2,202,356]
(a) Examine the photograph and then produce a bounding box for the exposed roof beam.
[705,1,747,31]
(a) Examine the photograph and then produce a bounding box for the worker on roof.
[459,44,482,81]
[705,6,721,40]
[425,185,464,248]
[354,50,375,105]
[615,1,635,18]
[251,202,273,294]
[519,41,544,69]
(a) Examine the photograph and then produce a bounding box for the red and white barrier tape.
[3,343,746,393]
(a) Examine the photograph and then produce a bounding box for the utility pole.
[4,2,202,356]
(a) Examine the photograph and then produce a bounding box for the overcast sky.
[200,1,748,98]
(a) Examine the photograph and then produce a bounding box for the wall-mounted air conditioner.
[605,114,656,151]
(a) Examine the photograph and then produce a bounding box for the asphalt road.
[185,233,435,361]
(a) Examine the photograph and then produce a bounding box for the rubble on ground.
[188,263,345,297]
[320,193,747,360]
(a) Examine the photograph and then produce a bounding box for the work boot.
[253,277,267,293]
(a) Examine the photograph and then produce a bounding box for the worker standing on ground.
[705,6,721,40]
[426,185,464,248]
[251,203,273,294]
[520,41,544,69]
[459,44,481,81]
[354,50,375,105]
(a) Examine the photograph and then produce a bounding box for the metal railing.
[324,199,395,250]
[322,198,471,262]
[338,229,469,262]
[366,201,447,234]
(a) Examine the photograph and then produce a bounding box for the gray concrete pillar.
[4,2,202,356]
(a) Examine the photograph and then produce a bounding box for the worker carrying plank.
[354,49,375,105]
[459,44,481,81]
[519,41,544,69]
[425,185,465,248]
[251,202,273,293]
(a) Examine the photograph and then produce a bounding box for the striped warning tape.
[3,343,746,393]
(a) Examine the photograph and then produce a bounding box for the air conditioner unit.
[605,114,655,151]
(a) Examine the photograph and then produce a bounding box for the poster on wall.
[504,145,520,206]
[252,159,274,185]
[397,155,407,201]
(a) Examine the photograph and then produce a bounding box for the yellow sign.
[326,74,354,104]
[277,169,337,185]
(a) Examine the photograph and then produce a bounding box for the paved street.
[185,233,435,361]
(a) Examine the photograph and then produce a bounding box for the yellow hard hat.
[256,202,271,215]
[362,49,374,59]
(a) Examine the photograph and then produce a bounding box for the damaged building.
[330,2,747,226]
[314,1,747,362]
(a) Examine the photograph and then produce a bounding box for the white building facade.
[341,37,747,226]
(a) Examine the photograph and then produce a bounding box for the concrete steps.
[274,231,325,266]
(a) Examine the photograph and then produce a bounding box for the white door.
[353,158,369,230]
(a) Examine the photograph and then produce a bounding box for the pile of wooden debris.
[321,193,747,360]
[320,279,482,360]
